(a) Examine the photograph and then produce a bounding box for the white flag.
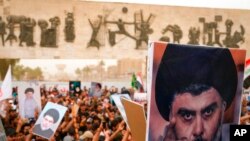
[0,66,12,101]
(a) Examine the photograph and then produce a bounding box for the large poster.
[18,82,41,119]
[147,42,246,141]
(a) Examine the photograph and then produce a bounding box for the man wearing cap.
[33,108,60,139]
[79,130,93,141]
[155,44,238,141]
[23,88,39,119]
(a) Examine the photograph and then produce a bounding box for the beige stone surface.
[0,0,249,59]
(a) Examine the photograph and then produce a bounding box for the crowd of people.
[240,93,250,124]
[0,84,146,141]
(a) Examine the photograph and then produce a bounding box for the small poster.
[18,83,41,119]
[89,82,102,97]
[32,102,67,140]
[69,81,81,97]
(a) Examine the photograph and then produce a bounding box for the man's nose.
[193,116,204,137]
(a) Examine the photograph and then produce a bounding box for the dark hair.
[177,84,212,97]
[171,83,222,107]
[25,88,34,94]
[68,127,75,136]
[43,108,60,123]
[96,83,102,89]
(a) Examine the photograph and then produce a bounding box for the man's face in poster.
[168,87,225,141]
[41,115,54,130]
[25,91,34,99]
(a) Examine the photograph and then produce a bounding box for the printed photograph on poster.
[0,119,7,141]
[18,82,41,119]
[69,81,81,98]
[89,82,102,97]
[147,42,246,141]
[32,102,67,140]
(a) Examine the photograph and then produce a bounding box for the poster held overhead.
[147,42,246,141]
[89,82,102,97]
[32,102,67,140]
[69,81,81,97]
[18,82,41,119]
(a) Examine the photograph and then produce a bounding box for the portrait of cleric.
[32,102,67,140]
[18,85,42,120]
[33,108,59,139]
[148,43,245,141]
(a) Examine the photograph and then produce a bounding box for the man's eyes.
[180,112,194,121]
[203,108,214,117]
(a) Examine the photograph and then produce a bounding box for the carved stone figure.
[87,15,102,49]
[188,27,200,45]
[64,13,75,42]
[25,18,36,47]
[6,15,26,25]
[213,29,223,47]
[0,16,6,46]
[223,19,245,48]
[206,22,216,46]
[38,17,60,47]
[19,18,27,46]
[38,20,49,47]
[162,24,183,43]
[135,11,154,49]
[5,21,17,46]
[105,18,136,46]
